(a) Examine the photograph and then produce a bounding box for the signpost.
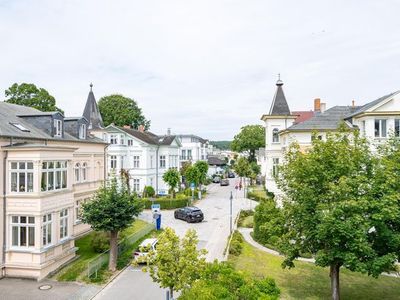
[190,182,195,205]
[230,191,233,234]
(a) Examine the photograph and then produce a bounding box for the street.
[94,178,257,300]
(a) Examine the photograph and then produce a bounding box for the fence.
[87,223,154,278]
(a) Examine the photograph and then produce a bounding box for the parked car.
[212,176,221,183]
[228,172,235,178]
[133,238,158,264]
[174,206,204,223]
[220,179,230,186]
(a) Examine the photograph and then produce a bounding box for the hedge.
[142,197,191,209]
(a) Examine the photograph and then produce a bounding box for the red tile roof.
[292,111,314,124]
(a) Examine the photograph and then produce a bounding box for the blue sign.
[151,204,160,212]
[190,182,195,188]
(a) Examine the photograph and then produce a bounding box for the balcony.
[180,156,193,161]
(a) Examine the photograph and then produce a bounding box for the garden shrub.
[253,199,284,250]
[143,186,155,197]
[91,232,109,253]
[142,197,190,209]
[229,230,244,256]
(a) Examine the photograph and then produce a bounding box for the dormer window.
[54,119,62,137]
[272,128,279,143]
[79,124,86,139]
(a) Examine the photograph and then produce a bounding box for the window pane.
[62,170,67,188]
[56,161,61,168]
[19,162,25,169]
[48,224,52,244]
[48,214,52,221]
[12,226,18,246]
[381,120,387,137]
[41,172,47,191]
[11,172,17,192]
[28,217,35,224]
[55,170,61,189]
[20,226,27,246]
[27,162,33,169]
[48,171,54,190]
[48,162,54,169]
[28,227,35,246]
[20,216,26,223]
[11,162,17,169]
[374,119,379,137]
[42,162,47,169]
[42,226,46,245]
[19,172,26,192]
[12,216,18,223]
[27,172,33,192]
[395,120,400,137]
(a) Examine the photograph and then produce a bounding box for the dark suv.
[174,207,204,223]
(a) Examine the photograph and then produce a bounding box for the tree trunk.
[330,263,340,300]
[172,188,176,199]
[109,230,118,272]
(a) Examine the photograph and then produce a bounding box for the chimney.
[167,128,171,136]
[352,100,355,107]
[314,98,321,112]
[320,102,326,113]
[138,125,145,132]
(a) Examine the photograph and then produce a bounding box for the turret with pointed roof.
[83,83,103,129]
[268,77,291,115]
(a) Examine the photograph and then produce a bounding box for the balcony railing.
[180,156,193,160]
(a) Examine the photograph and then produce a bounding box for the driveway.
[95,179,257,300]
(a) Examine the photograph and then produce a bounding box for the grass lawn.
[55,219,149,282]
[230,241,400,300]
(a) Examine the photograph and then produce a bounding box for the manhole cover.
[212,217,219,220]
[38,285,52,291]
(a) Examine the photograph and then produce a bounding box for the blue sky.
[1,0,400,140]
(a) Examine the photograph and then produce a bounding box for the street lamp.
[230,191,233,234]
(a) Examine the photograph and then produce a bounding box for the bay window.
[42,161,67,191]
[11,216,35,247]
[42,214,52,247]
[60,209,68,240]
[10,162,33,193]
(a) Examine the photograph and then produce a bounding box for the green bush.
[91,232,109,253]
[229,230,244,256]
[253,199,284,250]
[142,197,189,209]
[143,186,155,197]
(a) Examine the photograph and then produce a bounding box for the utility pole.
[230,191,233,234]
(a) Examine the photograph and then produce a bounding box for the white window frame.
[54,119,62,137]
[60,209,68,240]
[133,178,140,192]
[272,158,279,177]
[110,134,117,144]
[74,163,81,183]
[395,119,400,137]
[42,214,52,247]
[110,155,117,169]
[79,124,86,139]
[374,119,387,138]
[41,161,67,191]
[127,139,133,146]
[159,155,166,168]
[133,156,140,168]
[10,161,34,193]
[82,162,88,182]
[272,128,280,143]
[11,216,35,248]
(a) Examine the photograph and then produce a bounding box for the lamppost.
[230,191,233,234]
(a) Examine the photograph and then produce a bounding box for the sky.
[1,0,400,140]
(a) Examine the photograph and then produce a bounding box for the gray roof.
[176,134,208,144]
[345,91,400,119]
[0,101,104,144]
[208,156,226,166]
[286,106,359,131]
[268,81,291,115]
[119,127,178,146]
[83,89,103,129]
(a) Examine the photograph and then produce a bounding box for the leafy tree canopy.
[233,157,251,178]
[179,261,280,300]
[231,125,265,162]
[194,161,209,185]
[146,228,207,299]
[277,130,400,300]
[184,165,201,187]
[98,94,150,129]
[210,140,232,150]
[163,168,181,198]
[5,83,64,114]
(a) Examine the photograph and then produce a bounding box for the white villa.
[261,78,400,196]
[84,91,181,195]
[176,134,212,167]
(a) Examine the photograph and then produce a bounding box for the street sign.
[151,203,160,213]
[190,182,195,190]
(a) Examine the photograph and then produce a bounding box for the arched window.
[272,128,279,143]
[74,163,81,182]
[82,163,87,181]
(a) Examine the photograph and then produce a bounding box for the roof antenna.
[90,83,93,92]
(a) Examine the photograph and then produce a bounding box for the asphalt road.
[94,178,257,300]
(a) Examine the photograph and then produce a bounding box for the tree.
[163,168,181,198]
[5,83,64,113]
[276,130,400,300]
[249,162,261,185]
[194,161,208,186]
[184,165,201,187]
[179,261,280,300]
[81,177,143,271]
[98,94,150,129]
[233,157,251,179]
[231,125,265,162]
[146,228,207,299]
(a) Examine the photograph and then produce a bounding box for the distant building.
[0,91,106,280]
[176,134,212,166]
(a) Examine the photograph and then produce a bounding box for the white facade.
[177,135,211,166]
[92,126,181,195]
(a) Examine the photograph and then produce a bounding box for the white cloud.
[1,0,400,139]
